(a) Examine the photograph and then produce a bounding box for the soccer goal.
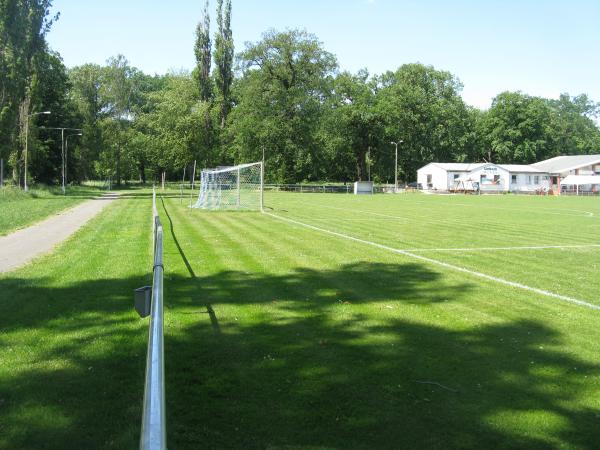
[192,161,263,211]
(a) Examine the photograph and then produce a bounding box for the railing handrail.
[140,188,166,450]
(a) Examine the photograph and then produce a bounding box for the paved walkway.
[0,193,118,273]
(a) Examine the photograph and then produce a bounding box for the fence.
[140,188,166,450]
[264,183,403,194]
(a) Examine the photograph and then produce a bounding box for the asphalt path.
[0,192,118,273]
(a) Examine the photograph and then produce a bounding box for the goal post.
[192,161,264,211]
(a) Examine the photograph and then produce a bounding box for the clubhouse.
[416,155,600,194]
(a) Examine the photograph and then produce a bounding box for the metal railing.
[140,188,166,450]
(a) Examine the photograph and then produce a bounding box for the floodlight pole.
[65,132,83,193]
[390,140,404,193]
[24,111,51,192]
[38,126,82,194]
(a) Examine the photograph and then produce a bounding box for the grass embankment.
[0,185,101,236]
[1,190,600,449]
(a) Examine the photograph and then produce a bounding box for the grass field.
[2,190,600,449]
[0,185,100,235]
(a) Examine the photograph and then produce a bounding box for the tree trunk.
[116,146,121,186]
[139,160,146,184]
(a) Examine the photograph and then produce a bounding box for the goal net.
[192,162,263,211]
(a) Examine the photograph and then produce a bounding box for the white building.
[417,162,549,193]
[531,155,600,193]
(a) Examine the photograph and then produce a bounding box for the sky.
[47,0,600,110]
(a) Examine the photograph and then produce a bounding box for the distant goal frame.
[191,161,264,211]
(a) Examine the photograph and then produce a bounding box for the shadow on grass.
[1,264,600,448]
[0,274,151,450]
[162,268,600,450]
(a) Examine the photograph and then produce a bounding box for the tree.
[98,55,146,185]
[137,73,214,180]
[69,63,107,180]
[194,0,212,102]
[549,94,600,156]
[0,0,58,184]
[214,0,233,127]
[29,49,80,185]
[320,70,381,181]
[481,92,555,163]
[374,63,472,180]
[228,29,337,182]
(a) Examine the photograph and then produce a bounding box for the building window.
[427,174,432,187]
[453,174,459,180]
[511,174,517,184]
[494,175,501,183]
[480,174,486,182]
[527,175,532,184]
[534,176,539,184]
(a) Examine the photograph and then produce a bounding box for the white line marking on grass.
[265,212,600,311]
[406,243,600,252]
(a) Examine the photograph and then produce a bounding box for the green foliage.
[374,64,474,178]
[193,0,212,102]
[214,0,233,126]
[29,50,81,185]
[0,0,57,180]
[228,29,337,183]
[136,73,215,177]
[321,70,381,181]
[479,92,600,164]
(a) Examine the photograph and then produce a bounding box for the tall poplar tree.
[214,0,233,127]
[0,0,57,181]
[194,0,211,102]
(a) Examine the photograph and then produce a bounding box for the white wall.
[510,173,550,192]
[417,165,450,190]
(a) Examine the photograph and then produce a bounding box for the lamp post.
[65,132,83,193]
[38,126,83,194]
[24,111,51,191]
[390,140,403,193]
